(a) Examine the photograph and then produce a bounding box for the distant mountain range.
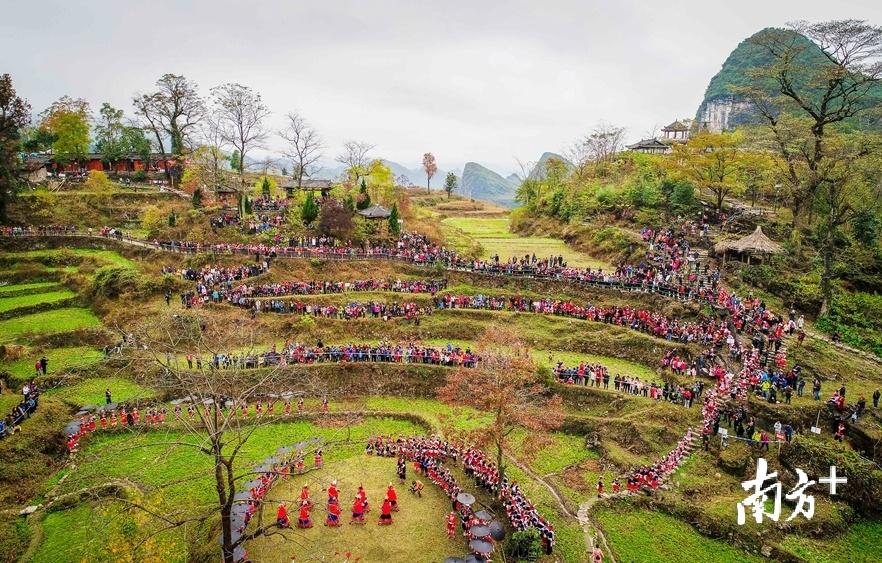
[461,162,519,208]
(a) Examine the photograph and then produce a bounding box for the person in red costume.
[327,480,339,504]
[351,495,366,524]
[326,500,342,526]
[297,500,313,528]
[386,483,398,511]
[446,512,458,538]
[378,496,393,525]
[276,503,289,528]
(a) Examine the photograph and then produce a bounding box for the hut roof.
[715,226,783,254]
[625,138,670,150]
[356,204,392,219]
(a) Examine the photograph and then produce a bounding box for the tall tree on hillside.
[443,171,458,199]
[437,326,564,483]
[745,21,882,226]
[40,96,91,166]
[670,131,745,214]
[0,74,30,221]
[570,122,626,170]
[133,74,205,185]
[94,103,128,169]
[335,140,374,187]
[211,83,271,193]
[745,20,882,315]
[422,152,437,193]
[280,112,323,189]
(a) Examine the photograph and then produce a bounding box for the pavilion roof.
[626,138,669,150]
[356,204,392,219]
[715,226,783,254]
[662,120,689,132]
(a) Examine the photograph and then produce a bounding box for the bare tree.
[133,74,205,186]
[335,140,374,186]
[196,115,229,195]
[279,112,323,189]
[211,83,271,192]
[422,152,438,193]
[568,121,626,168]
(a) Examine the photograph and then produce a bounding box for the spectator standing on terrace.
[873,389,880,408]
[39,357,48,375]
[105,388,112,405]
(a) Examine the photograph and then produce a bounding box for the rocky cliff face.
[699,97,755,133]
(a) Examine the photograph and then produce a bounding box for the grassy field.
[595,505,764,563]
[0,346,104,382]
[47,377,155,407]
[778,520,882,562]
[1,248,136,269]
[0,282,61,296]
[0,289,76,314]
[249,455,455,562]
[32,418,426,562]
[0,308,101,342]
[441,216,610,269]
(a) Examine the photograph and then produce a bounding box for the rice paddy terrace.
[1,193,881,563]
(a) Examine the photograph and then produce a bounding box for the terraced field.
[441,216,610,269]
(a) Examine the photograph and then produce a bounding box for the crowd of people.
[553,361,704,408]
[191,341,481,371]
[0,382,40,439]
[370,435,555,558]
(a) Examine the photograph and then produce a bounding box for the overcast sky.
[3,0,880,174]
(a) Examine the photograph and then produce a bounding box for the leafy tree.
[746,21,882,226]
[437,326,564,483]
[422,152,437,192]
[444,171,458,199]
[19,126,54,153]
[0,73,30,221]
[94,103,127,167]
[746,20,882,314]
[852,209,881,247]
[665,180,698,214]
[229,150,241,172]
[123,126,151,162]
[670,131,744,213]
[41,97,91,165]
[192,187,202,208]
[318,197,353,239]
[300,191,319,225]
[388,203,400,235]
[356,178,371,210]
[168,211,176,227]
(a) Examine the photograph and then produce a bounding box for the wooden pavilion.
[715,226,783,264]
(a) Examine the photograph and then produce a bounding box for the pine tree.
[300,191,319,225]
[356,178,371,210]
[388,203,400,235]
[261,177,271,199]
[192,187,202,208]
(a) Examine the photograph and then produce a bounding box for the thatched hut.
[715,226,783,264]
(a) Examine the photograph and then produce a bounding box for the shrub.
[90,266,145,298]
[507,527,542,560]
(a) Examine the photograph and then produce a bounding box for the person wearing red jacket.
[378,496,393,525]
[351,496,366,524]
[297,500,313,528]
[277,503,289,528]
[326,500,341,527]
[446,512,458,538]
[386,483,398,511]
